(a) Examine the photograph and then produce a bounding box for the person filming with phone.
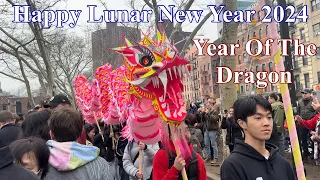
[221,107,243,152]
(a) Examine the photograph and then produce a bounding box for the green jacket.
[271,101,285,132]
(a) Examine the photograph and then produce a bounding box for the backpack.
[189,128,203,154]
[149,150,198,180]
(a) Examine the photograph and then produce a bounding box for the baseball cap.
[301,88,313,94]
[46,94,71,108]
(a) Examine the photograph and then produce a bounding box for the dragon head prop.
[112,31,190,124]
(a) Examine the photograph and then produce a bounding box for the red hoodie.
[152,141,207,180]
[298,113,320,130]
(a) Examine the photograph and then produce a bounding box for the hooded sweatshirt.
[44,140,115,180]
[220,140,296,180]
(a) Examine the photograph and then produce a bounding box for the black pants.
[229,144,234,153]
[298,127,309,158]
[119,166,129,180]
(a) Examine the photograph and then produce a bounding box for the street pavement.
[205,160,221,180]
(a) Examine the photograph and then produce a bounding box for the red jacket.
[152,141,207,180]
[299,113,320,130]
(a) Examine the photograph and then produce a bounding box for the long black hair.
[9,137,50,179]
[20,109,51,141]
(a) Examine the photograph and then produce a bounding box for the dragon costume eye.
[140,56,153,67]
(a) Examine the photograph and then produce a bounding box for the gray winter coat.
[123,142,159,180]
[44,157,114,180]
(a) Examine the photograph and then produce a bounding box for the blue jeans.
[204,130,218,160]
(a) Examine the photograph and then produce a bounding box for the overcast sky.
[1,0,221,93]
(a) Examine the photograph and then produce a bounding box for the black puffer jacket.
[221,117,243,145]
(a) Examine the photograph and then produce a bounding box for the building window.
[242,37,245,47]
[238,55,241,64]
[247,34,250,41]
[256,65,259,72]
[302,56,308,66]
[266,25,269,36]
[317,47,320,59]
[300,28,305,42]
[240,85,244,93]
[208,63,210,70]
[318,71,320,83]
[312,0,320,11]
[262,64,266,71]
[293,56,299,68]
[237,39,239,44]
[259,29,262,39]
[295,75,300,90]
[253,31,256,37]
[258,11,261,21]
[304,73,310,88]
[313,23,320,36]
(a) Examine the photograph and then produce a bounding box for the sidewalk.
[206,162,221,180]
[205,158,320,180]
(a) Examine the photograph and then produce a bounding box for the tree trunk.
[15,50,35,107]
[220,0,238,161]
[26,0,54,96]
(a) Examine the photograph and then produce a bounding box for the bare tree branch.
[0,71,25,82]
[0,58,22,78]
[0,45,42,74]
[15,49,35,107]
[142,0,153,9]
[180,11,213,56]
[169,0,195,39]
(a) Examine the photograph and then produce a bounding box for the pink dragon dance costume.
[74,30,192,163]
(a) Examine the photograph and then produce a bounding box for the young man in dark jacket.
[220,95,296,180]
[0,110,21,147]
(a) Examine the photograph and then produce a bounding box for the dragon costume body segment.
[74,30,190,147]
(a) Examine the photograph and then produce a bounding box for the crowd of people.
[0,89,319,180]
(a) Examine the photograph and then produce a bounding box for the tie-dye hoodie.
[44,140,115,180]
